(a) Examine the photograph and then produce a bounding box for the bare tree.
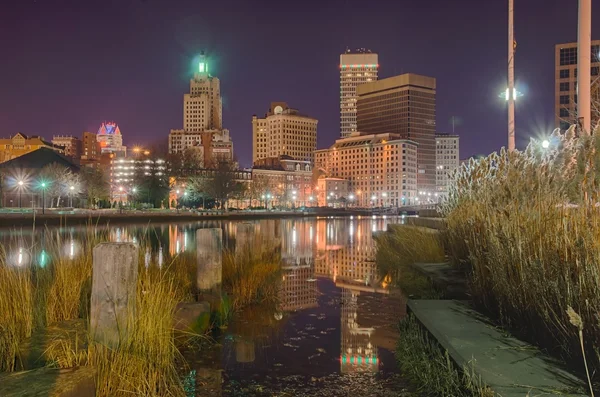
[189,159,242,210]
[80,167,109,208]
[38,163,73,207]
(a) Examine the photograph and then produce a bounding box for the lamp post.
[309,196,314,207]
[118,186,124,214]
[69,185,74,208]
[176,189,180,214]
[40,182,47,215]
[17,180,23,209]
[266,193,272,210]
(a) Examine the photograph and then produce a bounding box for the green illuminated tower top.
[199,51,208,74]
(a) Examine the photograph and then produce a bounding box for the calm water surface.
[1,216,411,397]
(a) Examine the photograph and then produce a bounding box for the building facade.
[97,122,127,156]
[81,132,101,163]
[554,41,600,130]
[314,133,418,207]
[110,150,167,202]
[356,73,436,193]
[0,133,63,163]
[251,156,313,208]
[252,102,318,164]
[340,49,378,139]
[51,135,82,162]
[435,133,459,199]
[316,177,349,207]
[168,129,233,166]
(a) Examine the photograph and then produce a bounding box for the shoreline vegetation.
[0,226,282,396]
[376,126,600,395]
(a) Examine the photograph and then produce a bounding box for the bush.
[442,126,600,384]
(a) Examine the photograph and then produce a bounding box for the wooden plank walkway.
[408,300,588,396]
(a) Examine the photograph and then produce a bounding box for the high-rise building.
[97,122,127,156]
[339,49,378,138]
[555,41,600,130]
[110,149,167,202]
[314,133,418,207]
[252,102,318,164]
[52,135,82,162]
[184,53,222,132]
[357,73,436,192]
[435,133,459,199]
[169,52,233,165]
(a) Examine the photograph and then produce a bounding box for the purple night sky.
[2,0,600,167]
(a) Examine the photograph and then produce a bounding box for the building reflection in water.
[314,216,395,373]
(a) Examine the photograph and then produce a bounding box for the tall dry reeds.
[0,246,33,371]
[442,126,600,381]
[222,244,282,310]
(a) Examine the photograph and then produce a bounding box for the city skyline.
[2,0,600,167]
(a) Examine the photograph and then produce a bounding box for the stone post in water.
[196,228,222,298]
[236,222,254,255]
[90,242,138,348]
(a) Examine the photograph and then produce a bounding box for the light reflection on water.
[0,216,409,396]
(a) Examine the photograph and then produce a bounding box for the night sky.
[2,0,600,167]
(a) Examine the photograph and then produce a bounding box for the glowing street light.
[69,185,75,208]
[541,139,550,149]
[40,181,47,215]
[17,180,24,209]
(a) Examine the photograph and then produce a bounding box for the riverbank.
[0,208,375,228]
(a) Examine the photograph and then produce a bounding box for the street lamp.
[17,180,24,209]
[69,185,75,208]
[176,189,180,214]
[541,139,550,149]
[40,182,47,215]
[118,186,124,213]
[309,196,314,207]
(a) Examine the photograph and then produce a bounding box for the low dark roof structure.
[0,147,80,172]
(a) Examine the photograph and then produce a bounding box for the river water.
[0,216,411,396]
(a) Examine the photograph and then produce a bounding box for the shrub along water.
[442,126,600,385]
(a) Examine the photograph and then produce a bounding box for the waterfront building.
[0,133,64,163]
[316,177,349,207]
[51,135,82,162]
[435,133,460,200]
[357,73,436,192]
[251,155,313,208]
[97,122,127,157]
[252,102,317,164]
[554,40,600,130]
[340,48,378,139]
[314,133,418,207]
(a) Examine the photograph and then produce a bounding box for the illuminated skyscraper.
[97,122,126,156]
[184,52,222,132]
[339,49,378,138]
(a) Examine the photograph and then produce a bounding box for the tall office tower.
[555,41,600,130]
[97,122,127,156]
[340,49,378,138]
[252,102,318,164]
[184,52,222,131]
[435,133,460,199]
[357,73,436,192]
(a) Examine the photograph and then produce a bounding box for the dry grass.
[0,246,34,372]
[222,244,282,310]
[441,126,600,386]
